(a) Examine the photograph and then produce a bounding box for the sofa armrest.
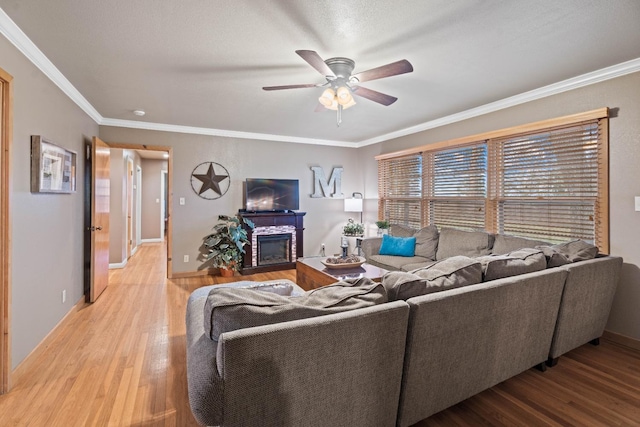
[361,237,382,260]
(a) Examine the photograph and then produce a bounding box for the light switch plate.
[180,197,185,205]
[635,196,640,212]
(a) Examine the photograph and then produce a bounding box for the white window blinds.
[489,121,603,244]
[377,109,609,252]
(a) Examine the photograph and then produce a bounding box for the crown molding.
[0,8,103,123]
[356,57,640,148]
[2,5,639,148]
[98,118,355,147]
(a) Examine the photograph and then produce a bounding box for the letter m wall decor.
[310,166,343,198]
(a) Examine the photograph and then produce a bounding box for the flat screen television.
[245,178,299,212]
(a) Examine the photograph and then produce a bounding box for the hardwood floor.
[0,242,638,426]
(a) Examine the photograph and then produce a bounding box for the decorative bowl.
[320,256,366,270]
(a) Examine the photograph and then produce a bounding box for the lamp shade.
[344,197,363,213]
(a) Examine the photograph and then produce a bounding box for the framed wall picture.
[31,135,77,193]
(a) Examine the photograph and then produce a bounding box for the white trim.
[136,166,142,248]
[160,170,167,238]
[109,260,127,269]
[356,57,640,147]
[131,245,138,257]
[2,6,639,147]
[140,238,163,243]
[0,8,102,123]
[99,117,352,147]
[125,157,134,259]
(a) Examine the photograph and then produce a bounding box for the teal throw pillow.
[379,234,416,257]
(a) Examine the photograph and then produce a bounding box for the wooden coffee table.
[296,257,389,291]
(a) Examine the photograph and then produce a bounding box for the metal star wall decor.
[190,162,230,200]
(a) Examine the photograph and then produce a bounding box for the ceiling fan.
[263,50,413,126]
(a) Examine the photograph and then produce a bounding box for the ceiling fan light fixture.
[336,86,353,106]
[318,88,336,107]
[341,97,356,109]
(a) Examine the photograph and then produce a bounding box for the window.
[377,109,610,252]
[378,154,422,229]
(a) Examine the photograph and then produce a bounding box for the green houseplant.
[203,215,255,275]
[375,220,390,236]
[343,218,365,236]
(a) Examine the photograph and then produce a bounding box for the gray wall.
[1,36,99,368]
[140,158,167,240]
[369,71,640,342]
[99,127,366,272]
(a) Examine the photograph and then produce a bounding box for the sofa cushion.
[203,278,387,341]
[401,260,438,272]
[382,256,482,300]
[435,228,494,260]
[537,239,599,267]
[368,254,431,271]
[492,234,550,255]
[413,225,439,260]
[477,248,547,281]
[379,234,416,257]
[390,224,417,238]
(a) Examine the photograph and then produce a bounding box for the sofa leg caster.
[546,357,559,367]
[590,337,600,346]
[535,362,547,372]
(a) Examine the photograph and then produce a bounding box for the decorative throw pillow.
[239,281,295,295]
[537,239,598,267]
[382,256,482,300]
[492,234,550,255]
[435,228,494,260]
[477,248,547,281]
[536,246,571,268]
[379,234,416,257]
[204,278,387,341]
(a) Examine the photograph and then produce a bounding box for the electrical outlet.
[321,243,325,250]
[62,289,66,303]
[184,255,189,263]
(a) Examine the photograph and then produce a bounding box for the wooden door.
[89,137,110,302]
[0,68,13,393]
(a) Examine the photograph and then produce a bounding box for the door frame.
[136,165,142,249]
[107,142,173,278]
[126,157,134,259]
[160,170,168,237]
[0,67,13,393]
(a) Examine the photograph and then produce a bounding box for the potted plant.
[375,220,390,236]
[203,215,255,276]
[343,218,365,237]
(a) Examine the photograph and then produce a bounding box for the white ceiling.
[1,1,640,146]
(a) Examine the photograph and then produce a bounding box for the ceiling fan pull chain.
[337,104,343,127]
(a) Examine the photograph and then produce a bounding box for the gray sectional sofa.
[186,227,622,427]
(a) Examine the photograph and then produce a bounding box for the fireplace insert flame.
[257,234,291,266]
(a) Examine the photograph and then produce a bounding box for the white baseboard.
[131,245,138,256]
[109,259,127,269]
[140,238,163,243]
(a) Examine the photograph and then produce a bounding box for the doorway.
[107,143,173,278]
[0,67,13,393]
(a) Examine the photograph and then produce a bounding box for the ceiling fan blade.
[296,50,336,78]
[351,86,398,106]
[262,83,319,91]
[314,103,327,113]
[352,59,413,83]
